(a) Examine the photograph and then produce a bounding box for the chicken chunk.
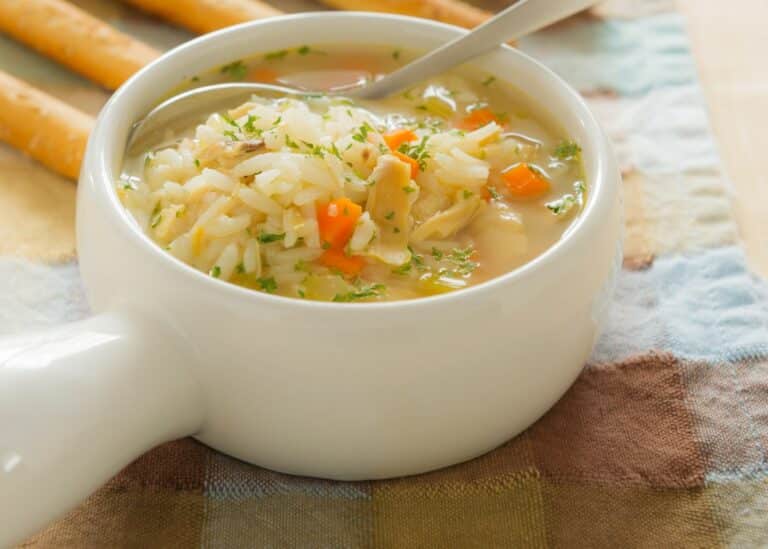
[365,154,418,266]
[411,193,483,242]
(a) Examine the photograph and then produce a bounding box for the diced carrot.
[319,248,366,276]
[392,150,420,179]
[383,128,417,151]
[248,66,278,83]
[457,108,499,131]
[501,163,550,198]
[316,198,362,249]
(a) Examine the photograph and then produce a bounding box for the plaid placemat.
[3,1,768,547]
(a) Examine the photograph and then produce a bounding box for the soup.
[119,45,585,302]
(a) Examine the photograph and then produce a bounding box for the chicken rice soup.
[119,45,586,303]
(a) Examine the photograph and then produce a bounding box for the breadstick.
[121,0,282,34]
[0,71,93,180]
[0,0,160,90]
[318,0,491,29]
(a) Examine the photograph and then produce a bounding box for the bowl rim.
[86,11,614,311]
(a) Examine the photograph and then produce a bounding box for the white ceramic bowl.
[0,12,621,545]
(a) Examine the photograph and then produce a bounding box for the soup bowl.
[0,12,621,545]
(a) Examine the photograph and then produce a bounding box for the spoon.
[127,0,595,153]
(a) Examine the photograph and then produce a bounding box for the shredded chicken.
[365,154,418,265]
[411,193,483,242]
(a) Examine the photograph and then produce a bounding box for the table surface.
[677,0,768,277]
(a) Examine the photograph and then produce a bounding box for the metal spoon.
[127,0,595,154]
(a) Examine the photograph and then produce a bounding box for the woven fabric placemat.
[2,1,767,547]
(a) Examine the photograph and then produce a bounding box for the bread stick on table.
[0,71,93,180]
[121,0,282,34]
[0,0,160,90]
[317,0,491,28]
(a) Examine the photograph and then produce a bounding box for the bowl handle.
[0,310,203,546]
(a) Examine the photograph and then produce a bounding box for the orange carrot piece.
[501,163,550,198]
[457,108,498,131]
[248,66,278,83]
[383,128,417,151]
[320,248,366,276]
[392,150,420,179]
[316,197,362,249]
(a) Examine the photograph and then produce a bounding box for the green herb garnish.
[257,276,278,293]
[482,76,496,86]
[243,114,259,134]
[351,121,375,143]
[210,265,222,278]
[397,135,430,170]
[235,262,246,274]
[384,211,395,220]
[332,283,385,302]
[220,60,247,80]
[553,140,581,161]
[257,232,286,244]
[446,246,478,275]
[264,49,289,61]
[463,189,474,199]
[545,181,586,217]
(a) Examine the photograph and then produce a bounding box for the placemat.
[3,1,768,547]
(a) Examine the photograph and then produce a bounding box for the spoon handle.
[355,0,596,100]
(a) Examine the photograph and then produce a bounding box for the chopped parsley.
[243,114,259,134]
[294,259,310,273]
[257,232,286,244]
[149,201,162,228]
[431,247,444,261]
[264,49,289,61]
[175,205,187,218]
[351,121,375,143]
[223,130,239,141]
[545,181,586,217]
[210,265,222,278]
[257,276,278,293]
[392,49,401,60]
[482,75,496,86]
[392,248,426,275]
[402,185,416,193]
[144,153,154,168]
[235,262,246,274]
[553,140,581,161]
[329,142,343,160]
[463,189,474,199]
[397,135,430,170]
[194,158,200,168]
[297,45,312,55]
[221,114,239,127]
[384,211,395,220]
[220,60,247,80]
[301,140,326,158]
[446,247,478,275]
[284,134,300,149]
[332,283,385,302]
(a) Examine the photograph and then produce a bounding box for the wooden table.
[678,0,768,276]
